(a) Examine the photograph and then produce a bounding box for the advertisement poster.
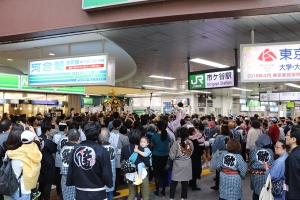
[241,42,300,82]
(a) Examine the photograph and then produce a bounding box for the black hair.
[55,118,61,126]
[59,124,67,131]
[177,102,183,107]
[113,120,121,129]
[81,121,89,131]
[41,121,52,134]
[133,121,141,129]
[290,125,300,145]
[129,129,142,145]
[277,140,290,152]
[254,114,259,119]
[19,118,26,124]
[0,118,11,132]
[84,121,101,141]
[113,112,119,119]
[60,114,66,120]
[251,120,261,129]
[179,127,189,149]
[141,136,149,144]
[119,126,128,135]
[70,108,75,112]
[198,123,205,132]
[141,118,147,126]
[236,119,242,126]
[75,116,83,123]
[68,122,79,131]
[262,122,268,128]
[157,120,168,142]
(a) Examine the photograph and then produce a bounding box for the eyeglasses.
[286,134,291,137]
[274,146,282,149]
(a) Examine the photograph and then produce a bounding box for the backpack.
[0,157,22,196]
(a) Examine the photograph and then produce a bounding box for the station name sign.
[188,67,237,90]
[241,41,300,82]
[259,91,300,101]
[82,0,162,10]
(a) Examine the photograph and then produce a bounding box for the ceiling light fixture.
[237,69,241,73]
[178,92,189,94]
[185,90,212,94]
[7,59,13,61]
[190,58,230,68]
[142,85,177,90]
[49,53,55,56]
[230,87,252,91]
[148,75,175,80]
[157,92,182,95]
[285,83,300,89]
[185,80,188,82]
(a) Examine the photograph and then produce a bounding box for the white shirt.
[11,160,31,194]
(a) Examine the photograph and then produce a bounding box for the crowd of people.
[0,109,300,200]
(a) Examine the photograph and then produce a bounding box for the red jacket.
[268,124,279,142]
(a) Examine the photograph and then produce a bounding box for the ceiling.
[1,12,300,98]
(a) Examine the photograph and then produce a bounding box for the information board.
[28,54,115,87]
[241,41,300,82]
[260,91,300,101]
[188,67,237,90]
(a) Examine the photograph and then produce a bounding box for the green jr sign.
[189,74,206,89]
[83,0,151,10]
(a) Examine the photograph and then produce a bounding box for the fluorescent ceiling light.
[230,87,252,91]
[185,90,212,94]
[237,69,241,73]
[285,83,300,88]
[190,58,230,68]
[157,92,182,95]
[178,92,189,94]
[185,80,188,82]
[7,59,13,61]
[149,75,175,80]
[142,85,177,90]
[125,93,152,96]
[49,53,55,56]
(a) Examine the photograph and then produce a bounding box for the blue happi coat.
[217,152,248,200]
[249,147,274,195]
[102,142,117,193]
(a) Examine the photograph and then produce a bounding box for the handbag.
[209,149,219,172]
[120,146,136,174]
[259,174,274,200]
[164,157,173,171]
[204,141,210,147]
[272,179,284,196]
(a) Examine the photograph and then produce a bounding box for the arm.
[66,150,75,186]
[100,148,113,188]
[211,136,221,153]
[134,147,146,157]
[239,157,248,179]
[169,111,182,129]
[169,141,177,160]
[246,130,251,149]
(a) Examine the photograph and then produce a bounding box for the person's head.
[270,117,278,125]
[119,126,127,135]
[235,119,242,126]
[255,134,272,148]
[5,130,23,150]
[208,121,215,129]
[157,120,168,141]
[286,125,300,148]
[59,122,68,132]
[179,127,189,148]
[262,122,268,129]
[84,121,101,142]
[254,114,259,119]
[192,119,200,129]
[28,116,38,126]
[251,120,261,129]
[21,130,36,144]
[75,116,83,125]
[0,118,12,133]
[147,124,157,133]
[112,120,121,130]
[129,129,142,145]
[68,122,79,131]
[220,124,231,136]
[70,108,75,114]
[89,114,98,122]
[184,116,191,124]
[68,129,81,143]
[275,140,289,156]
[100,128,110,142]
[140,136,149,148]
[177,102,183,108]
[228,122,235,130]
[188,127,196,136]
[141,118,148,126]
[227,139,241,152]
[198,123,204,132]
[113,112,119,119]
[41,121,52,136]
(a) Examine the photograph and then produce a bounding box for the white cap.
[59,122,67,126]
[21,131,35,144]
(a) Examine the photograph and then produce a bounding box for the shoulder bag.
[120,146,136,174]
[259,174,274,200]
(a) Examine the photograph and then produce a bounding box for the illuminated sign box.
[28,54,115,87]
[188,66,237,90]
[32,100,58,105]
[286,102,295,108]
[260,91,300,101]
[246,100,261,107]
[82,0,162,10]
[241,42,300,82]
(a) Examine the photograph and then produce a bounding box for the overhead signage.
[28,54,115,87]
[246,100,261,107]
[132,97,161,109]
[9,99,19,104]
[82,0,160,10]
[286,102,295,108]
[19,100,31,104]
[83,97,94,105]
[188,67,237,90]
[21,76,55,92]
[260,91,300,101]
[0,73,19,90]
[241,42,300,82]
[32,100,58,105]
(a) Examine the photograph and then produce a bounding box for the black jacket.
[285,145,300,200]
[121,144,151,167]
[66,140,113,189]
[38,134,57,183]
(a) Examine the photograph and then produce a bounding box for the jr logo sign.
[189,74,205,89]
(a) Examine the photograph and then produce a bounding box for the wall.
[66,94,81,115]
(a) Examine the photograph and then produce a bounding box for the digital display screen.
[32,100,58,105]
[286,102,295,108]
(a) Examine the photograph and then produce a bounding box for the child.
[132,136,152,185]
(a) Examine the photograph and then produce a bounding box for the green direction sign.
[0,74,19,90]
[83,0,148,9]
[83,97,94,105]
[246,100,261,107]
[189,74,205,89]
[21,76,54,92]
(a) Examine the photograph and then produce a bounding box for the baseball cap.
[59,122,67,126]
[21,130,36,143]
[270,118,278,123]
